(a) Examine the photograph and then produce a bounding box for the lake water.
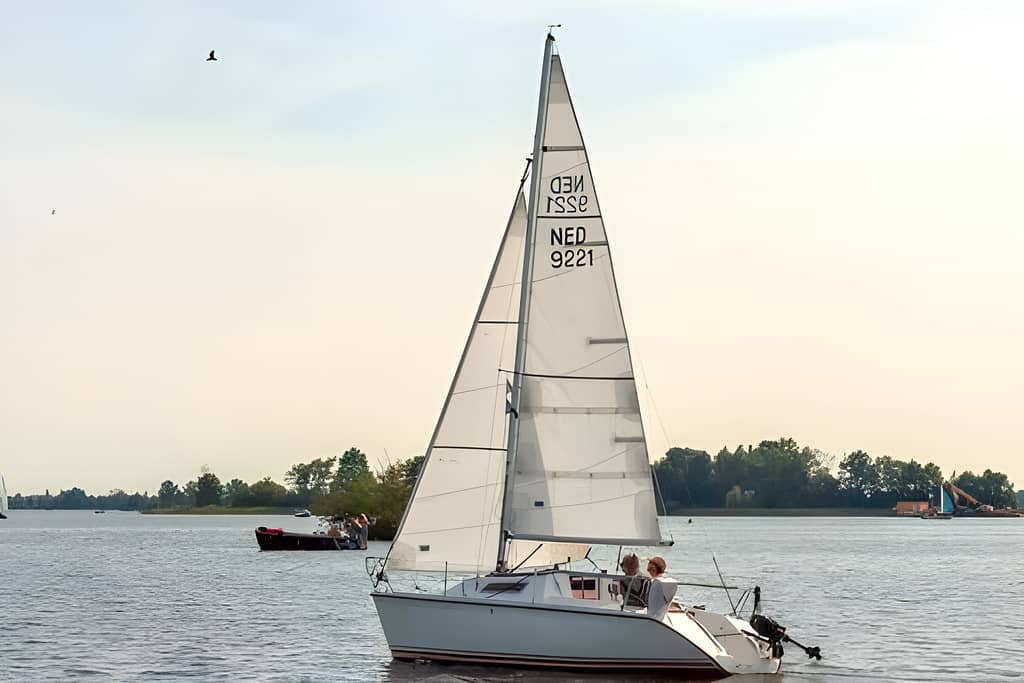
[2,512,1022,682]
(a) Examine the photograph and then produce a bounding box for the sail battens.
[587,337,627,345]
[546,470,649,480]
[512,533,664,547]
[501,369,635,381]
[542,145,586,151]
[476,320,517,324]
[432,445,508,452]
[532,406,638,415]
[613,436,645,443]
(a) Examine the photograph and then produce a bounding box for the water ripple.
[1,512,1022,681]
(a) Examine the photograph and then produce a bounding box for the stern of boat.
[670,608,782,675]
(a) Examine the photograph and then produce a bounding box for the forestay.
[509,54,661,546]
[388,193,587,572]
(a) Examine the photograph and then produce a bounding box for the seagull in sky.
[51,209,56,215]
[206,50,217,62]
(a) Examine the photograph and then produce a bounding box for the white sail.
[1,475,8,516]
[508,54,661,546]
[389,193,588,572]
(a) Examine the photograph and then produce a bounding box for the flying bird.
[51,209,56,215]
[206,50,217,62]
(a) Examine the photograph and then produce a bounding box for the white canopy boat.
[370,31,819,677]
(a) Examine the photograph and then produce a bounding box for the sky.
[2,1,1022,496]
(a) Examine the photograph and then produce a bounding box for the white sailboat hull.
[373,591,723,674]
[373,589,780,676]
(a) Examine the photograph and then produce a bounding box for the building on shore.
[894,501,929,517]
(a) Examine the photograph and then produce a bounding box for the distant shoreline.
[668,507,894,517]
[141,506,297,515]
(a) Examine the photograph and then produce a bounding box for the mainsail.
[507,53,661,547]
[1,476,8,516]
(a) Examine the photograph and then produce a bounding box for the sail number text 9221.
[546,174,589,214]
[550,226,594,269]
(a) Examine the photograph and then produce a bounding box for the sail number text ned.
[545,174,594,269]
[549,227,593,269]
[546,174,589,214]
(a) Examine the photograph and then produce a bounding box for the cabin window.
[482,582,526,593]
[569,576,598,600]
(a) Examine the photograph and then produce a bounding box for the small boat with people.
[255,514,370,551]
[367,31,821,678]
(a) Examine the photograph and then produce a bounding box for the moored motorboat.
[255,526,359,551]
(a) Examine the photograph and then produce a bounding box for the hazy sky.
[2,1,1022,495]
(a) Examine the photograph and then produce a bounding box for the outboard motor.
[749,587,822,661]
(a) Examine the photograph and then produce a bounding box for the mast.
[496,32,555,571]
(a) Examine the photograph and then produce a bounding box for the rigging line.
[637,355,722,563]
[560,344,627,377]
[404,520,502,536]
[412,481,501,502]
[486,280,521,290]
[522,490,644,510]
[509,543,543,573]
[543,158,590,177]
[450,381,507,397]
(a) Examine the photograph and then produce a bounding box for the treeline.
[8,448,425,537]
[12,488,160,511]
[11,439,1018,519]
[652,438,1019,510]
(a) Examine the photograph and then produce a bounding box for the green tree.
[245,477,289,506]
[711,446,748,505]
[312,455,419,539]
[954,470,1017,508]
[158,480,180,507]
[653,447,714,509]
[222,478,249,506]
[838,450,880,505]
[742,439,814,508]
[286,457,338,499]
[195,472,223,507]
[333,448,371,492]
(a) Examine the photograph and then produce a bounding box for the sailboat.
[1,475,8,519]
[922,482,954,519]
[370,33,800,676]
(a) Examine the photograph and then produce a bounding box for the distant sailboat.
[922,483,953,519]
[367,32,811,677]
[1,475,8,519]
